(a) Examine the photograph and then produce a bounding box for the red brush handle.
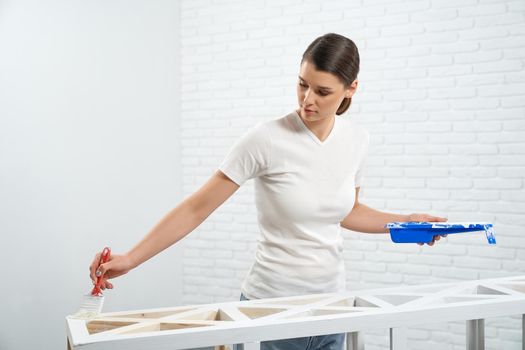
[91,247,111,296]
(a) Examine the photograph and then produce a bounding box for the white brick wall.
[180,1,525,348]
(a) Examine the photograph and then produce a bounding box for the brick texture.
[180,1,525,348]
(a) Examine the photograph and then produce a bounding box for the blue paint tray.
[386,222,496,244]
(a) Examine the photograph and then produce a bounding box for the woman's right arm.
[89,170,240,288]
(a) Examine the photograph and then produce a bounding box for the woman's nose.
[303,89,314,105]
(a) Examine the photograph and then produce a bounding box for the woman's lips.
[304,108,316,113]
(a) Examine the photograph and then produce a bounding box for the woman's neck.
[297,110,336,142]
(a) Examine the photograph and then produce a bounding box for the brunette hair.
[301,33,360,115]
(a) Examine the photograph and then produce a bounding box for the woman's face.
[296,60,357,122]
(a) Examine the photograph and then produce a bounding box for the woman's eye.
[299,82,329,96]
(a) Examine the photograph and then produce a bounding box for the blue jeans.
[234,293,345,350]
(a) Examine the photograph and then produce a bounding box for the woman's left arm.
[340,188,448,245]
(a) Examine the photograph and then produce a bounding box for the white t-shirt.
[218,110,370,299]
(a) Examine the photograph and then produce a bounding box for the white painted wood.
[467,319,484,350]
[389,328,406,350]
[66,276,525,350]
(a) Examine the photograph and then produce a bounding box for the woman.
[89,33,446,350]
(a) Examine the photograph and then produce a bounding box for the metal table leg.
[521,315,525,350]
[347,331,364,350]
[467,319,485,350]
[389,328,406,350]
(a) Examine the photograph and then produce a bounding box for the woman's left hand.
[407,213,448,246]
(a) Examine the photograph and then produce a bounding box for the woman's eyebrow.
[298,76,333,91]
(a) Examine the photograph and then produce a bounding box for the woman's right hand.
[89,252,134,290]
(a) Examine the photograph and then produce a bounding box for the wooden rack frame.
[66,275,525,350]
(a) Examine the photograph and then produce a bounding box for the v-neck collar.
[292,110,338,146]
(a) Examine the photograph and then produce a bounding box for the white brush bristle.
[70,294,105,320]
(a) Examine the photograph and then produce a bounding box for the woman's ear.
[346,79,358,98]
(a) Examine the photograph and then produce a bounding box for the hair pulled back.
[301,33,360,115]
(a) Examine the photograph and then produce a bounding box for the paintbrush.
[70,247,111,319]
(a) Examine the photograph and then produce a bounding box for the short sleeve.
[354,128,370,188]
[218,123,271,186]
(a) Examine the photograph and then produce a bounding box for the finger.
[435,235,441,241]
[89,253,101,282]
[427,240,435,246]
[101,278,110,288]
[96,261,110,278]
[417,242,423,246]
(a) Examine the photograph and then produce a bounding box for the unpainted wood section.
[249,295,371,321]
[238,306,288,319]
[497,283,525,294]
[88,308,234,336]
[120,321,214,334]
[110,309,194,319]
[179,309,234,321]
[87,316,166,324]
[159,307,226,322]
[215,346,231,350]
[101,306,194,318]
[87,320,137,335]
